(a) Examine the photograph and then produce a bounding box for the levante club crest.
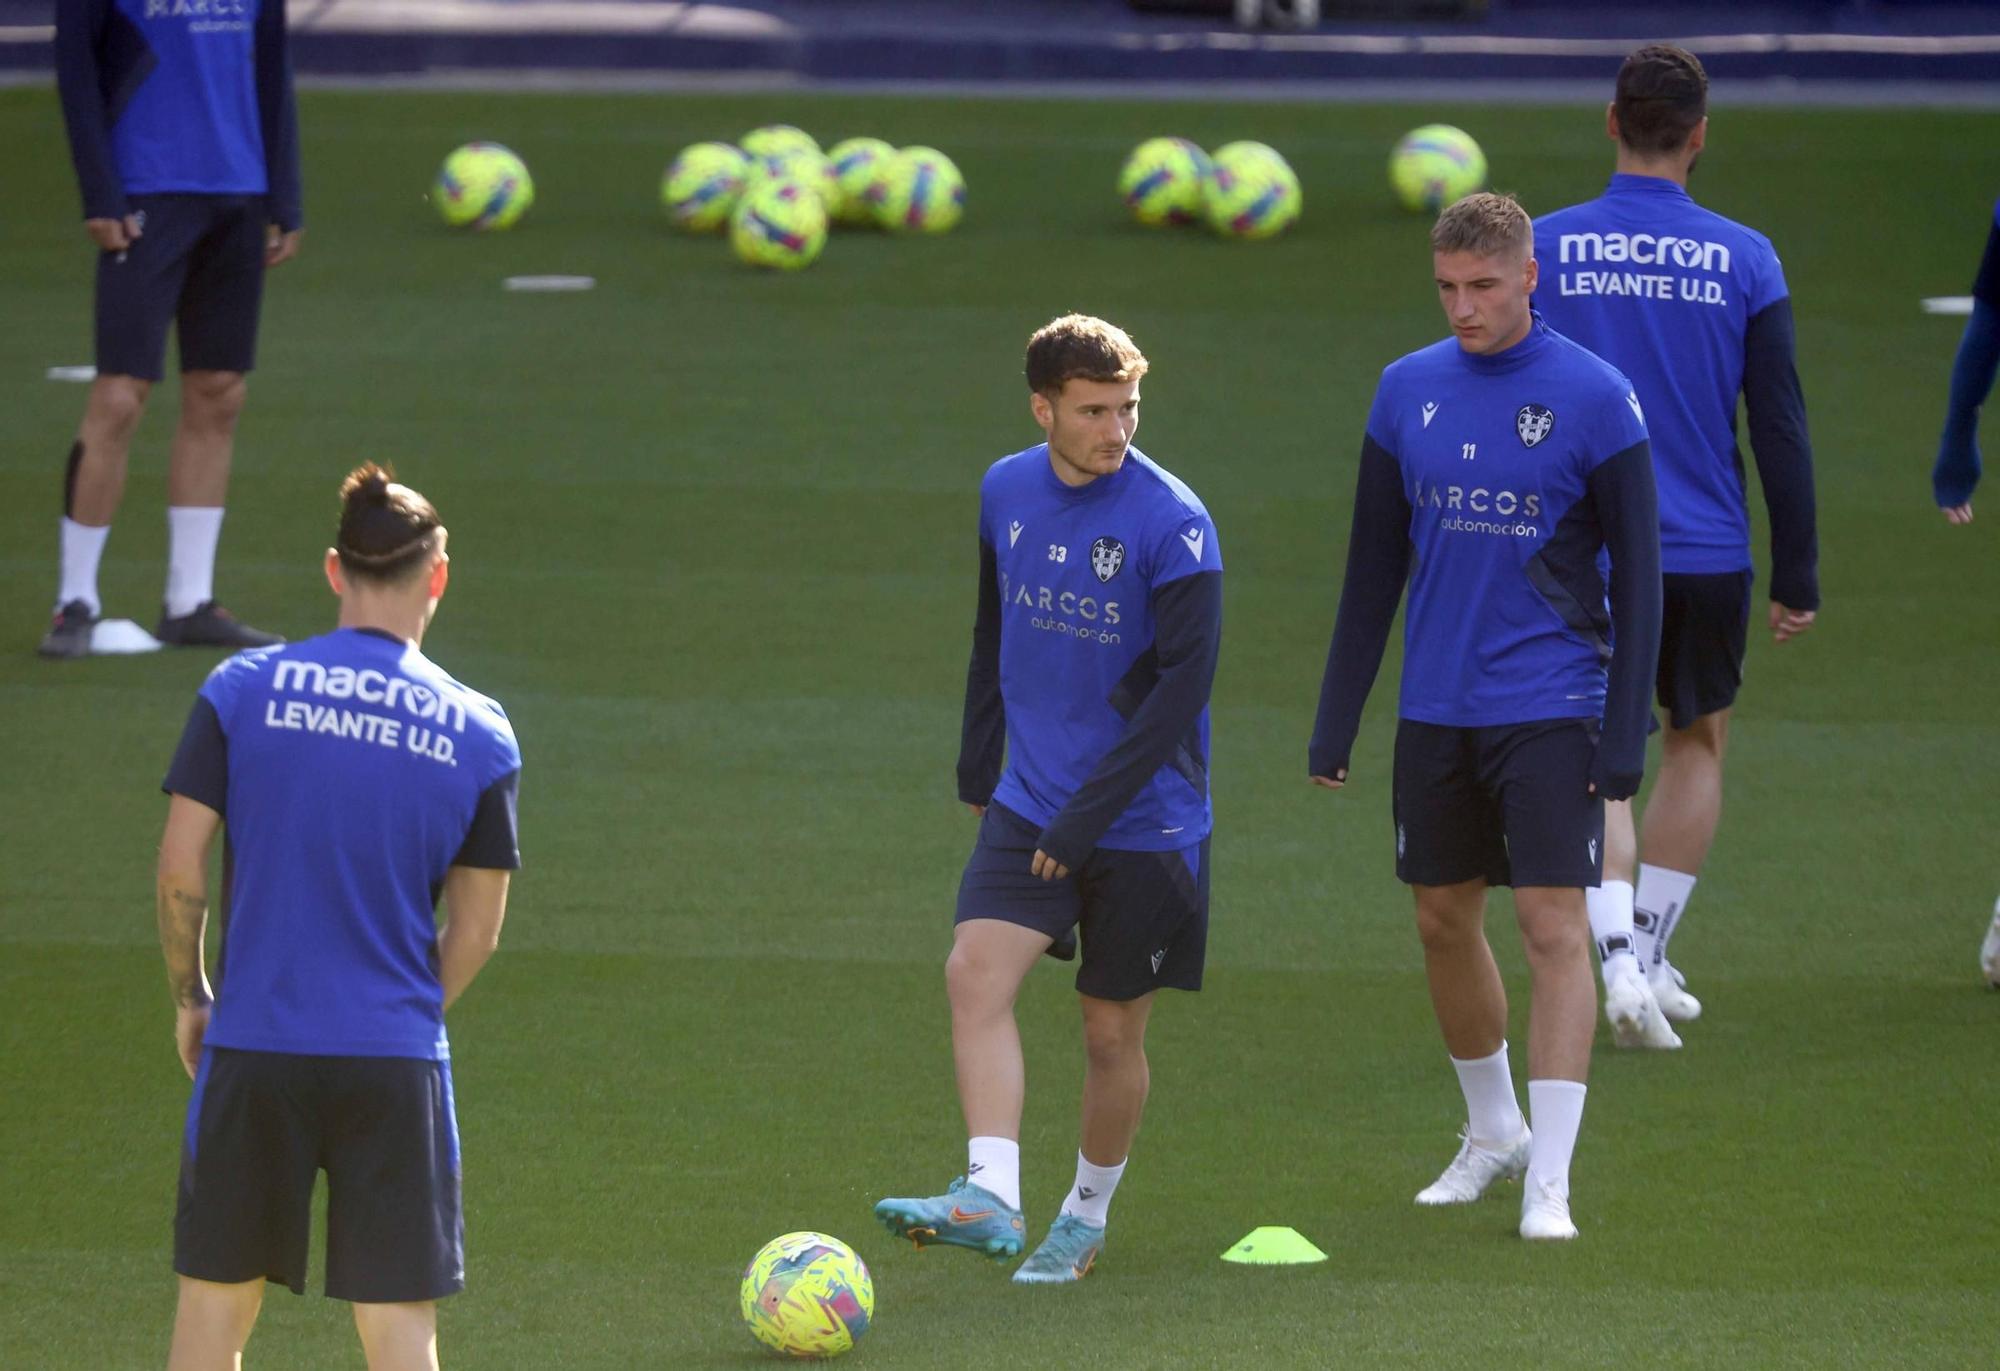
[1516,404,1555,448]
[1090,537,1125,583]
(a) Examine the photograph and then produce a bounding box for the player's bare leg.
[1409,879,1532,1206]
[1513,885,1596,1239]
[352,1300,439,1371]
[165,1274,261,1371]
[156,370,279,647]
[1635,709,1730,1020]
[1013,991,1154,1283]
[874,918,1044,1257]
[1414,878,1506,1059]
[42,375,150,656]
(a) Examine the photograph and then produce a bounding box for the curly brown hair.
[1024,314,1149,396]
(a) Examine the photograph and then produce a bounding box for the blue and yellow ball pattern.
[661,141,752,233]
[825,136,897,226]
[871,146,966,234]
[1118,137,1212,227]
[739,1231,874,1359]
[1204,141,1300,240]
[431,142,534,231]
[730,179,829,270]
[1389,124,1487,214]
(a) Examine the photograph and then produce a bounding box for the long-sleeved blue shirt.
[1310,315,1662,800]
[56,0,301,230]
[1932,198,2000,508]
[957,443,1223,869]
[1534,175,1817,610]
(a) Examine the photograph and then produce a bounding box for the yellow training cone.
[1220,1226,1327,1265]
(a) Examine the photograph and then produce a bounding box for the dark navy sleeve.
[956,537,1005,807]
[1036,570,1222,869]
[1972,207,2000,311]
[452,770,521,870]
[55,0,128,221]
[162,696,229,815]
[1933,298,2000,508]
[1309,436,1411,780]
[1587,441,1662,801]
[1741,298,1820,612]
[255,0,303,231]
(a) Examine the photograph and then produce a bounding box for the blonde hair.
[1430,192,1533,261]
[1025,314,1149,396]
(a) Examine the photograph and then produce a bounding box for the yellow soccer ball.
[1389,124,1487,214]
[730,179,829,271]
[661,141,751,233]
[739,1231,874,1359]
[825,136,897,226]
[871,145,965,234]
[431,142,534,231]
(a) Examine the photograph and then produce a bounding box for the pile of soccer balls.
[664,125,964,270]
[1116,124,1488,233]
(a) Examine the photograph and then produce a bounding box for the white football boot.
[1979,897,2000,988]
[1605,963,1681,1049]
[1415,1126,1531,1205]
[1519,1176,1579,1241]
[1650,960,1703,1023]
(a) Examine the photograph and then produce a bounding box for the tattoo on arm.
[157,878,210,1008]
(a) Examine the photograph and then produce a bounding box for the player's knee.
[1515,901,1589,964]
[88,375,150,435]
[1667,711,1729,758]
[944,942,1002,1010]
[1080,1001,1147,1064]
[1413,899,1480,951]
[183,371,249,430]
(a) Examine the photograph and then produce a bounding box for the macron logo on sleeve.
[1626,392,1645,425]
[1179,528,1205,563]
[1008,520,1024,548]
[1422,401,1438,428]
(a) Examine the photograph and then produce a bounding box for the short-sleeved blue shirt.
[163,628,521,1060]
[982,444,1222,850]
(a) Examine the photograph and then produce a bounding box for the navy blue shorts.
[175,1047,464,1303]
[1656,570,1752,731]
[955,802,1209,1002]
[96,194,268,382]
[1392,718,1605,890]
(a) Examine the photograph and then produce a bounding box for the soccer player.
[1926,193,1999,978]
[1309,193,1661,1240]
[157,465,520,1370]
[42,0,302,658]
[1533,43,1820,1043]
[874,315,1223,1283]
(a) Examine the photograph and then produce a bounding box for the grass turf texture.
[1,88,1997,1367]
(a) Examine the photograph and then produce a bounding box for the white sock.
[1635,864,1698,972]
[58,517,110,616]
[1059,1152,1125,1228]
[967,1136,1020,1211]
[1585,880,1639,985]
[1525,1079,1587,1197]
[165,505,224,618]
[1450,1043,1525,1148]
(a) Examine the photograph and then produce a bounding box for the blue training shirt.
[163,628,522,1060]
[961,443,1223,858]
[1310,314,1664,800]
[55,0,303,227]
[1534,175,1814,598]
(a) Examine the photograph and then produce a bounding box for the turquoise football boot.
[1010,1213,1106,1284]
[873,1176,1025,1259]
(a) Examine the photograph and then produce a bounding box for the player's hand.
[1309,769,1347,791]
[966,803,986,817]
[1031,849,1070,882]
[265,225,303,267]
[86,215,142,252]
[1943,502,1973,525]
[1769,601,1816,644]
[174,997,211,1080]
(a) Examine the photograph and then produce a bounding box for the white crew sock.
[967,1136,1020,1211]
[1059,1152,1126,1228]
[1525,1079,1588,1197]
[1450,1042,1525,1148]
[58,517,110,616]
[165,506,225,618]
[1635,864,1699,972]
[1585,880,1640,985]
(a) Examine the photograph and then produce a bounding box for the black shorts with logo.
[1392,718,1605,890]
[1656,570,1752,731]
[955,802,1209,1002]
[176,1047,464,1303]
[97,194,268,382]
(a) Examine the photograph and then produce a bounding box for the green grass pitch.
[1,86,1996,1367]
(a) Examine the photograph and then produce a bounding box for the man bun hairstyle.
[1430,191,1533,261]
[1025,313,1148,396]
[1614,43,1708,157]
[336,462,442,583]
